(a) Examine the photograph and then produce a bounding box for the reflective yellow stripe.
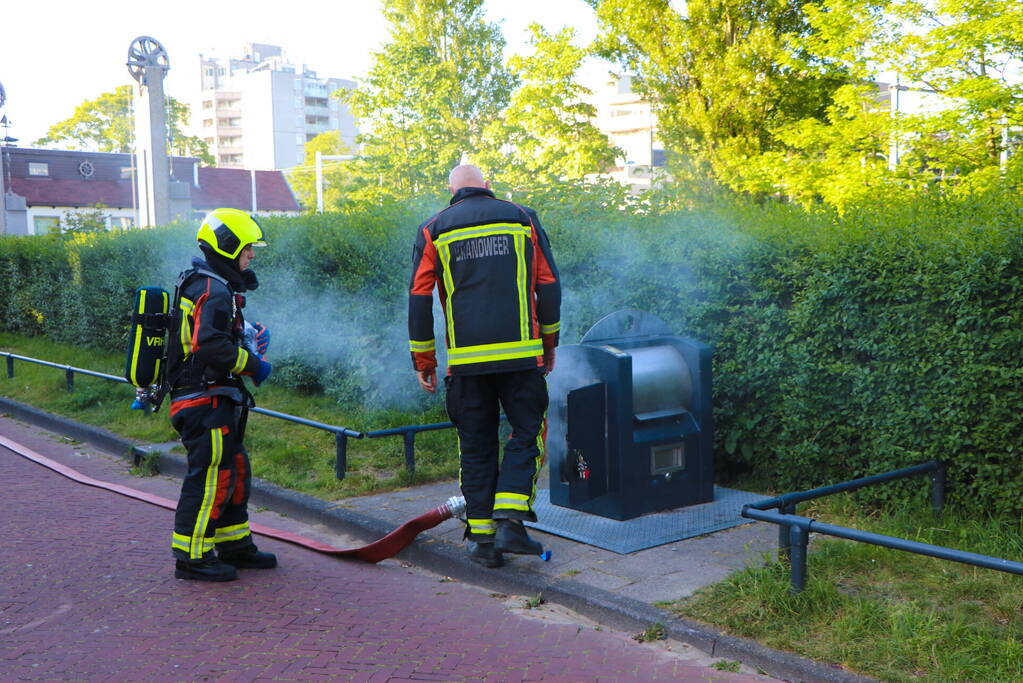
[173,532,214,555]
[128,292,147,386]
[214,522,250,544]
[447,339,543,366]
[468,519,496,535]
[514,233,528,340]
[179,298,194,355]
[540,321,560,335]
[409,339,435,352]
[231,347,249,374]
[190,428,223,559]
[434,223,531,245]
[494,492,531,511]
[434,223,533,349]
[437,241,457,347]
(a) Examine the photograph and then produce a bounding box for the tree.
[341,0,515,199]
[286,131,355,210]
[61,206,110,235]
[751,0,1023,203]
[35,85,213,165]
[476,24,620,191]
[587,0,847,195]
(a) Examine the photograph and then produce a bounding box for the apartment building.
[589,75,667,192]
[192,43,357,170]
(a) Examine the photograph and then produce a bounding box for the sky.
[0,0,611,146]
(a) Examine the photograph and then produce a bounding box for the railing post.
[403,431,416,477]
[931,462,946,515]
[65,367,74,392]
[6,355,13,379]
[789,524,809,594]
[778,502,795,562]
[335,432,348,481]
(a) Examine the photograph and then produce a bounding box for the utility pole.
[0,81,7,235]
[888,78,902,172]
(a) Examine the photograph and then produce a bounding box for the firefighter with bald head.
[166,208,276,582]
[409,165,561,568]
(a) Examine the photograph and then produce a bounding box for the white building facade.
[589,75,667,192]
[192,44,357,170]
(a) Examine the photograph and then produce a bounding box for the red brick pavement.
[0,426,771,682]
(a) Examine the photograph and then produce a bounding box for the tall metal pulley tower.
[127,36,171,227]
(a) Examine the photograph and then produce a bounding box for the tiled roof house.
[0,147,302,235]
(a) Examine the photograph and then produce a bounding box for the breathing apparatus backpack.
[125,265,255,413]
[124,286,175,412]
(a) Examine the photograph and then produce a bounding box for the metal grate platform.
[526,486,771,554]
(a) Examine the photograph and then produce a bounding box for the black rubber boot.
[175,557,238,582]
[467,541,503,568]
[495,519,543,556]
[218,545,278,569]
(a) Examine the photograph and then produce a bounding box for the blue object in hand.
[253,322,270,355]
[253,359,272,387]
[130,399,146,410]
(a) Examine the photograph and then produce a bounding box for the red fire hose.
[0,433,464,564]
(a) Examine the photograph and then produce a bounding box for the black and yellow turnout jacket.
[408,186,561,376]
[166,255,261,402]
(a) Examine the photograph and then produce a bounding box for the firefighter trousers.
[444,368,548,542]
[170,396,255,561]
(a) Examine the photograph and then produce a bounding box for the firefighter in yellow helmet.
[166,208,275,581]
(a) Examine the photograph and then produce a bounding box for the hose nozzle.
[445,495,466,519]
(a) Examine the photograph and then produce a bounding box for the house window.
[28,162,49,177]
[33,216,60,234]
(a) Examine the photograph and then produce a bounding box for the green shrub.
[3,188,1023,516]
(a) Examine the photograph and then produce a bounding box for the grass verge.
[663,494,1023,682]
[0,332,459,499]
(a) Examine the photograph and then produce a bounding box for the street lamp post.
[315,151,355,212]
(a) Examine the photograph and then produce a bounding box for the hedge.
[2,188,1022,516]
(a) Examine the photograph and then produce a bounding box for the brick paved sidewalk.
[0,420,775,683]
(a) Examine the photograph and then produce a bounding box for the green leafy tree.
[341,0,515,199]
[35,85,213,165]
[587,0,847,195]
[749,0,1023,205]
[886,0,1021,174]
[476,24,620,192]
[61,206,111,235]
[286,131,356,210]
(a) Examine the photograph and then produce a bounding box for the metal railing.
[0,351,388,479]
[742,460,1023,592]
[335,417,511,480]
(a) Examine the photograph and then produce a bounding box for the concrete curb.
[0,395,874,683]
